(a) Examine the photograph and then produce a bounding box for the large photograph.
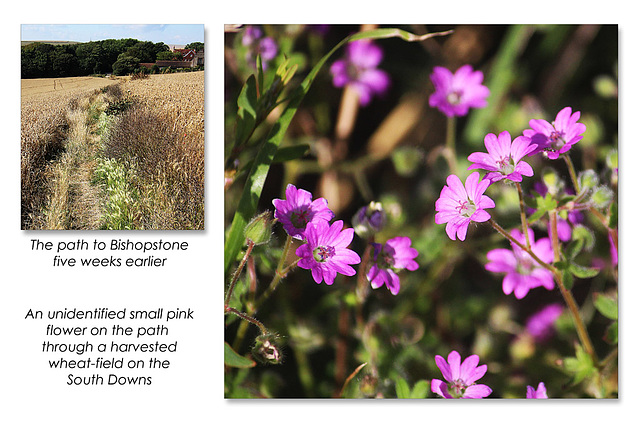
[224,24,618,398]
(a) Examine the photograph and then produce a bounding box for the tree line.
[21,39,204,78]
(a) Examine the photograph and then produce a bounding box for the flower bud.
[541,168,562,197]
[590,186,614,208]
[251,333,283,365]
[244,211,273,245]
[360,373,378,397]
[352,201,386,239]
[578,169,599,190]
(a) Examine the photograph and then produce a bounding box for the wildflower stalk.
[564,154,618,270]
[255,235,294,309]
[549,210,598,365]
[225,305,268,335]
[489,219,553,272]
[225,240,255,307]
[355,239,374,330]
[444,116,457,174]
[491,215,597,364]
[515,182,531,249]
[563,154,581,193]
[232,235,295,350]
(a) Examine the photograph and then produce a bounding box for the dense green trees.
[185,42,204,51]
[21,39,202,78]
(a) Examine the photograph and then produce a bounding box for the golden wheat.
[21,76,118,228]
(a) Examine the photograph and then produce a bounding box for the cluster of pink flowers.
[430,64,587,300]
[273,185,420,295]
[273,184,360,286]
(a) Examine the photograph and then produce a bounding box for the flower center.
[447,90,463,105]
[376,248,396,270]
[313,245,335,263]
[347,63,364,80]
[548,130,566,150]
[290,209,311,229]
[448,379,468,398]
[516,253,535,275]
[497,155,515,175]
[457,199,476,217]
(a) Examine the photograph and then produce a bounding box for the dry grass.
[21,77,118,229]
[105,71,204,229]
[21,72,204,230]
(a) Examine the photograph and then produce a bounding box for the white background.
[2,2,637,427]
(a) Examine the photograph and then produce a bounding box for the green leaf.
[562,267,575,291]
[224,342,256,368]
[273,144,310,163]
[569,263,600,279]
[233,75,259,151]
[528,193,557,223]
[395,377,411,399]
[594,293,618,320]
[224,27,452,275]
[564,344,597,386]
[409,380,430,399]
[608,202,618,228]
[566,225,595,260]
[604,321,618,344]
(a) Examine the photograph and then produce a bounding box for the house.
[139,47,204,71]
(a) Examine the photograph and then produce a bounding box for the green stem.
[444,116,457,174]
[489,219,555,273]
[254,235,294,310]
[549,210,598,365]
[515,182,531,249]
[491,215,599,366]
[225,240,255,307]
[563,154,581,193]
[232,235,293,350]
[225,306,268,335]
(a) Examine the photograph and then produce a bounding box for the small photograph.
[224,25,618,398]
[21,24,204,230]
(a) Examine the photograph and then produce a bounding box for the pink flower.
[523,106,586,160]
[431,350,492,398]
[429,65,490,117]
[485,228,555,299]
[526,303,563,342]
[272,184,334,240]
[242,25,278,69]
[435,172,495,241]
[330,40,390,106]
[295,220,361,285]
[526,382,548,399]
[467,131,537,183]
[367,236,419,295]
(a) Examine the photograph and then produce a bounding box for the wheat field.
[21,71,205,230]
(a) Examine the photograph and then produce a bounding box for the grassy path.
[44,93,106,229]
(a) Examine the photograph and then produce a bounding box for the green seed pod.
[244,211,273,245]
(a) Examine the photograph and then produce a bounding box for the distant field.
[21,40,80,46]
[22,76,119,98]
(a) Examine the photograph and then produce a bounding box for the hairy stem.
[225,240,255,307]
[549,210,598,365]
[255,235,294,309]
[489,219,554,273]
[563,154,581,193]
[515,182,531,249]
[444,116,457,174]
[225,306,268,335]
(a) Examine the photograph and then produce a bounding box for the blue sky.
[21,24,204,45]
